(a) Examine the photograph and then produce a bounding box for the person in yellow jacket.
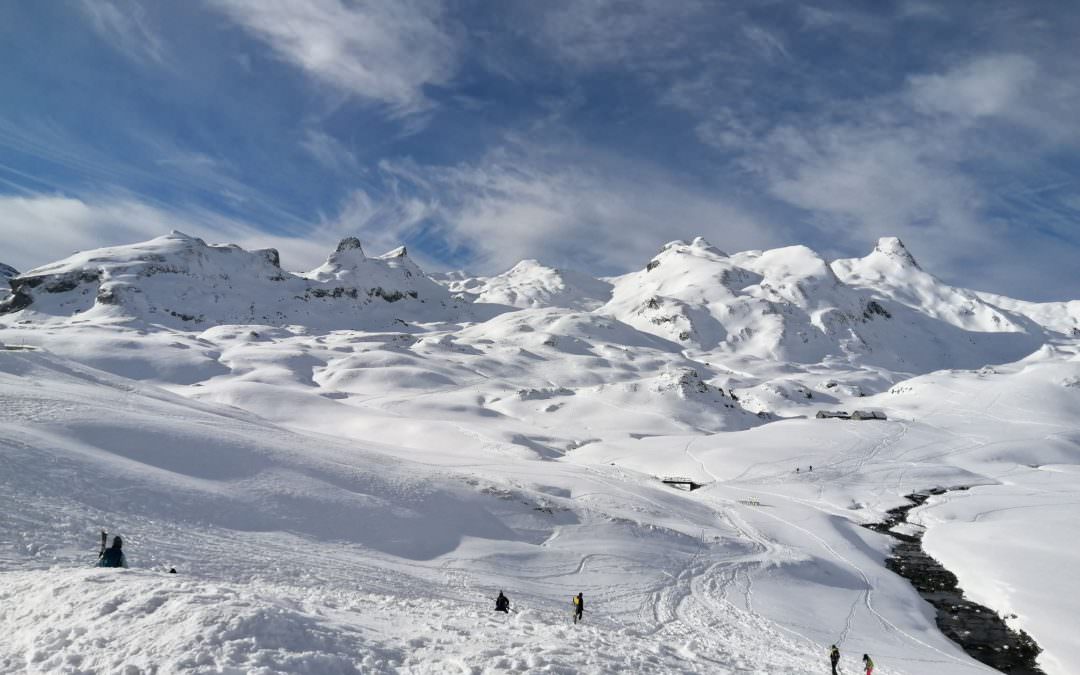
[572,592,584,624]
[862,653,874,674]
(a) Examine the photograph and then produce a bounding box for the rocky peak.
[336,237,364,254]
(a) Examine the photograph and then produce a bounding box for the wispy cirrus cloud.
[377,139,784,274]
[301,129,359,172]
[206,0,460,114]
[77,0,169,66]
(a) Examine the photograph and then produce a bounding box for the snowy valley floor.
[1,329,1079,674]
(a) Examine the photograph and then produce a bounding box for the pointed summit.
[336,237,364,254]
[873,237,920,268]
[691,236,729,257]
[307,236,368,281]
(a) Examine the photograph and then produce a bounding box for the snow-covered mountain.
[437,259,613,310]
[3,230,1080,674]
[601,236,1046,372]
[0,231,471,329]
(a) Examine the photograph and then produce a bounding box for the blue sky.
[1,1,1078,300]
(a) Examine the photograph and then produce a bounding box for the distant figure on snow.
[796,467,800,473]
[829,644,840,675]
[98,535,127,568]
[809,465,813,472]
[862,653,874,674]
[495,591,510,613]
[572,592,584,624]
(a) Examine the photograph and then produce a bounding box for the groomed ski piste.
[1,233,1079,674]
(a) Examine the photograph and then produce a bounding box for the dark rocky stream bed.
[864,487,1046,674]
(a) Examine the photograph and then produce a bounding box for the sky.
[1,1,1079,300]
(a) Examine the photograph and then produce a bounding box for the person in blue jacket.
[98,535,127,568]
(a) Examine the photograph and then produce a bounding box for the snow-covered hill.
[2,231,1079,674]
[437,258,613,310]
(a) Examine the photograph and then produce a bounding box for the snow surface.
[2,233,1078,673]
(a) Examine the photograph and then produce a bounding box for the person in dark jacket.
[97,535,127,568]
[495,591,510,613]
[829,644,840,675]
[572,592,584,624]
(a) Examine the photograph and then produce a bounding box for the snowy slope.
[2,230,1080,673]
[438,259,613,310]
[0,232,473,330]
[974,291,1080,337]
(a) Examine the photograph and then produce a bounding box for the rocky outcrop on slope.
[0,232,471,330]
[0,263,17,302]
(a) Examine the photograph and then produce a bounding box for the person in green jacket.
[97,535,127,568]
[862,653,875,674]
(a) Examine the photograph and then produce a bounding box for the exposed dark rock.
[256,248,281,268]
[336,237,364,254]
[0,289,33,314]
[865,488,1046,674]
[309,287,360,299]
[369,288,418,302]
[646,259,661,272]
[863,300,892,320]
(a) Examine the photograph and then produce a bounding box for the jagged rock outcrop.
[0,263,17,302]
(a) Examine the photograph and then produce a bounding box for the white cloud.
[760,123,985,257]
[207,0,459,114]
[300,130,358,172]
[379,142,783,274]
[742,25,790,62]
[908,54,1080,146]
[536,0,707,71]
[909,54,1037,120]
[77,0,168,66]
[0,194,337,273]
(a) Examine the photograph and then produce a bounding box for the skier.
[862,653,874,674]
[572,592,584,624]
[97,535,127,568]
[809,465,813,472]
[829,644,840,675]
[495,590,510,613]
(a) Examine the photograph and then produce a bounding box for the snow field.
[3,233,1080,673]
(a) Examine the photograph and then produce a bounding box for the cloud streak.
[206,0,460,114]
[0,194,336,273]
